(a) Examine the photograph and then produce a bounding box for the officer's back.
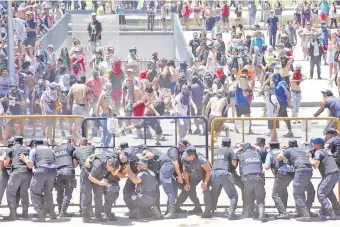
[54,138,76,170]
[212,137,236,173]
[237,144,263,176]
[73,141,96,169]
[9,142,31,172]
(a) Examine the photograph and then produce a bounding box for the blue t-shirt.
[25,20,37,39]
[235,87,249,105]
[267,17,279,33]
[320,2,329,14]
[251,38,265,53]
[323,97,340,118]
[274,81,289,105]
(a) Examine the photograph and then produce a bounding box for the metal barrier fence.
[210,117,340,203]
[81,115,209,158]
[0,115,85,147]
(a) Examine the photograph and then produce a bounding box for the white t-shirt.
[265,94,278,117]
[174,94,191,116]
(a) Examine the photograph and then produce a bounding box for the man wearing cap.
[279,139,316,221]
[264,141,293,219]
[87,12,102,50]
[309,138,340,220]
[21,138,57,222]
[210,137,238,220]
[80,150,120,223]
[235,143,267,222]
[124,157,162,220]
[53,137,76,217]
[177,146,212,218]
[314,90,340,129]
[73,138,96,215]
[3,136,30,220]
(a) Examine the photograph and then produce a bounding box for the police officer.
[3,136,31,220]
[279,140,315,222]
[264,142,293,219]
[53,136,76,217]
[168,139,201,214]
[23,138,57,222]
[139,146,177,219]
[103,145,131,221]
[210,137,238,220]
[236,143,267,222]
[81,151,120,223]
[72,137,96,216]
[323,128,340,215]
[124,157,162,220]
[0,139,10,214]
[309,138,340,220]
[178,146,212,218]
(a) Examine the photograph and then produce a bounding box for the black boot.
[164,204,177,219]
[308,208,318,218]
[59,208,72,217]
[332,202,340,215]
[324,208,337,220]
[258,204,268,222]
[49,210,57,219]
[32,211,45,222]
[188,206,202,214]
[296,207,311,222]
[22,205,29,218]
[228,207,237,220]
[153,206,163,220]
[82,207,96,223]
[129,209,141,219]
[105,212,118,221]
[201,204,212,218]
[3,208,18,221]
[242,205,252,218]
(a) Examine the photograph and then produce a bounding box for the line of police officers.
[0,130,340,223]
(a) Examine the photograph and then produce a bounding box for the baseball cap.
[120,141,129,149]
[91,12,97,16]
[312,138,325,145]
[184,146,197,156]
[137,157,149,165]
[13,136,23,144]
[321,89,334,96]
[178,138,189,146]
[242,143,252,150]
[222,137,231,144]
[324,128,338,135]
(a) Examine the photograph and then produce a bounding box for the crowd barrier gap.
[81,115,209,158]
[210,117,340,202]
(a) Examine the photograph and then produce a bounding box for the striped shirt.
[85,77,106,99]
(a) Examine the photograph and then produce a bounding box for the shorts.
[111,89,123,101]
[268,120,280,129]
[23,37,36,47]
[183,16,189,23]
[320,13,328,21]
[72,104,86,116]
[209,115,223,132]
[222,17,229,23]
[235,104,251,116]
[327,51,335,64]
[323,44,328,53]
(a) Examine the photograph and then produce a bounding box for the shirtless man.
[290,64,307,124]
[67,76,88,137]
[96,82,114,148]
[204,89,228,142]
[122,77,143,132]
[280,56,294,86]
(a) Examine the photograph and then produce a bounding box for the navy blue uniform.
[53,143,76,214]
[6,145,32,213]
[210,147,238,210]
[284,147,315,216]
[0,149,9,206]
[313,149,340,212]
[29,145,57,216]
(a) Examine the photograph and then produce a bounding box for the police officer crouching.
[81,151,120,223]
[236,143,267,222]
[264,142,293,220]
[53,136,76,217]
[124,157,163,220]
[309,138,340,220]
[210,137,238,220]
[3,136,31,221]
[23,138,57,222]
[179,146,212,218]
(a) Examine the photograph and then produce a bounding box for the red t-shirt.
[133,102,146,117]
